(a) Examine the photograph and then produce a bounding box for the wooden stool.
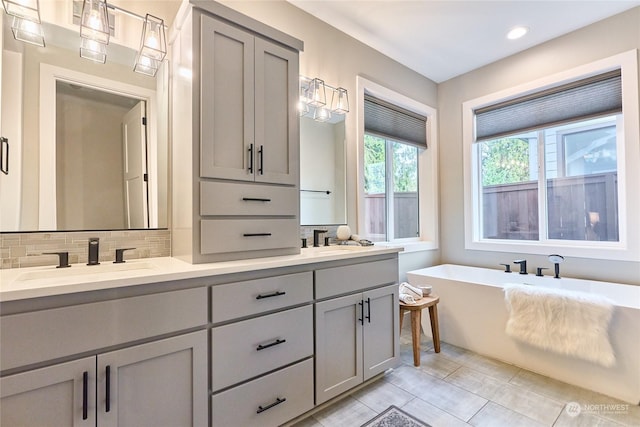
[399,294,440,367]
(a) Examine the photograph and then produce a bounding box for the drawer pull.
[243,233,272,237]
[257,397,286,414]
[256,291,286,300]
[82,371,88,420]
[242,197,272,202]
[105,365,111,413]
[256,338,286,351]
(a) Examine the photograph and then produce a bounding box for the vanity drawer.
[211,358,313,427]
[200,181,297,216]
[0,288,208,371]
[315,257,398,299]
[200,218,299,254]
[211,272,312,323]
[211,305,312,391]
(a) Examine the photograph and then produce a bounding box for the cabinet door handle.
[256,290,286,300]
[256,338,286,351]
[258,145,264,175]
[257,397,286,414]
[243,233,272,237]
[358,300,364,325]
[242,197,272,202]
[248,144,254,174]
[0,137,8,175]
[82,371,88,420]
[365,297,371,323]
[105,365,111,412]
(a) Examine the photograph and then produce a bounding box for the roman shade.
[475,69,622,141]
[364,94,428,148]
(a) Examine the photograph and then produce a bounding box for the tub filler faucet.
[548,254,564,279]
[513,259,527,274]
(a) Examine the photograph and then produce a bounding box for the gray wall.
[438,7,640,285]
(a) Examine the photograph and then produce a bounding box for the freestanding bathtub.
[407,264,640,404]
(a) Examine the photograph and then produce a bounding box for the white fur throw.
[504,284,615,367]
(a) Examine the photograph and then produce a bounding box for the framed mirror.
[0,4,172,232]
[300,113,347,225]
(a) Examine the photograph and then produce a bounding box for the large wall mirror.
[300,113,347,225]
[0,1,176,232]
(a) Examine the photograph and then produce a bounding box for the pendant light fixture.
[3,0,45,47]
[133,14,167,77]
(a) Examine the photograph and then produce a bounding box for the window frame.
[462,50,640,261]
[357,76,439,249]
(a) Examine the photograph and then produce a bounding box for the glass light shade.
[308,78,326,107]
[138,14,166,61]
[3,0,40,23]
[80,37,107,63]
[80,0,110,45]
[331,87,349,114]
[297,97,310,116]
[134,54,159,77]
[313,106,331,122]
[11,16,44,46]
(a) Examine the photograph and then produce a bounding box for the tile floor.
[292,325,640,427]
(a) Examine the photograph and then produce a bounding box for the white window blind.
[475,70,622,141]
[364,93,428,148]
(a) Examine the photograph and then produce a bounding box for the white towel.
[399,293,416,304]
[504,284,615,367]
[400,282,423,298]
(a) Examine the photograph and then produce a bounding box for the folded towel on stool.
[399,293,416,304]
[400,282,423,298]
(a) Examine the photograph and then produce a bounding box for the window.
[357,76,438,248]
[463,50,640,260]
[364,134,419,241]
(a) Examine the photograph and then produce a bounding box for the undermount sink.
[15,261,158,282]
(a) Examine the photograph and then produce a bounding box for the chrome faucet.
[87,237,100,265]
[513,259,527,274]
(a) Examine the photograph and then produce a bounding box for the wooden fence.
[482,172,618,241]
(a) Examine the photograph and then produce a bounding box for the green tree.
[481,137,531,186]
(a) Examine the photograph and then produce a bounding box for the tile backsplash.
[1,230,170,269]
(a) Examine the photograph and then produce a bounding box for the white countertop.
[0,245,402,302]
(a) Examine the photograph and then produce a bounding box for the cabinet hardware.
[256,290,286,300]
[358,300,364,325]
[105,365,111,412]
[248,144,254,173]
[242,197,272,202]
[256,338,286,351]
[365,297,371,323]
[0,137,8,175]
[256,397,286,414]
[82,371,88,420]
[258,145,264,175]
[243,233,272,237]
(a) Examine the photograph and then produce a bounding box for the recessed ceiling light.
[507,26,529,40]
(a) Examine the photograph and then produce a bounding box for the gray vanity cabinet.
[314,259,400,404]
[200,14,298,186]
[0,332,207,427]
[0,287,208,426]
[0,357,96,427]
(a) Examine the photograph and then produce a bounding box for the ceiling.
[288,0,640,83]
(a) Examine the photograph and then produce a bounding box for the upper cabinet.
[200,15,298,186]
[171,2,303,263]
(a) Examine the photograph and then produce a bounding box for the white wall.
[220,0,441,275]
[438,7,640,285]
